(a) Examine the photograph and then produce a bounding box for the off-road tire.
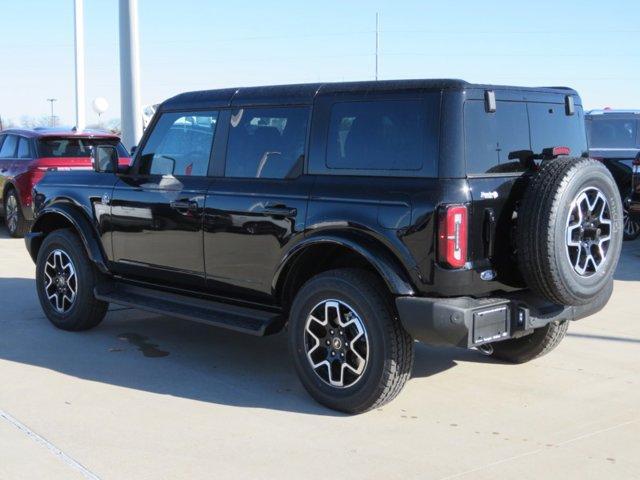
[4,189,31,238]
[517,158,623,306]
[36,229,108,331]
[490,320,569,363]
[288,268,414,414]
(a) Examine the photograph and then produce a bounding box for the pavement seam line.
[435,418,640,480]
[0,408,101,480]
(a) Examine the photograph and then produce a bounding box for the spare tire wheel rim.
[44,249,78,313]
[565,187,612,277]
[304,299,369,389]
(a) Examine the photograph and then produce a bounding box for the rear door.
[110,110,220,288]
[203,106,312,302]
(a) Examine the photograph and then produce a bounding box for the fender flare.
[273,232,416,297]
[27,203,110,274]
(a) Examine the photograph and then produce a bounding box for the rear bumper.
[396,282,612,348]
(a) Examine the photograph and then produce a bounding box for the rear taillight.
[438,204,468,269]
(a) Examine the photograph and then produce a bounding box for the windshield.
[38,137,128,158]
[586,117,638,149]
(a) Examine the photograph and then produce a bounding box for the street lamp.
[47,98,57,127]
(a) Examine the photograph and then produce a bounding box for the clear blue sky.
[1,0,638,126]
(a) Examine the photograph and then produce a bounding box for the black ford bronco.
[26,80,623,413]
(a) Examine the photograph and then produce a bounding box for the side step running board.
[94,282,282,336]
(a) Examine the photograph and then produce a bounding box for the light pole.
[73,0,86,130]
[119,0,142,150]
[47,98,57,127]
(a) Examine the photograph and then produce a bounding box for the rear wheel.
[288,269,413,414]
[4,189,31,238]
[36,229,108,331]
[489,320,569,364]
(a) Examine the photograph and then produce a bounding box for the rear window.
[528,103,587,156]
[38,138,128,158]
[586,116,638,149]
[325,96,439,175]
[465,101,530,174]
[465,100,587,175]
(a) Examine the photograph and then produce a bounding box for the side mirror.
[91,145,118,173]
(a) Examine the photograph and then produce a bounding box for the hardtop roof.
[160,79,579,111]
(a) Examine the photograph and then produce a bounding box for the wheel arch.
[27,203,110,274]
[273,233,416,310]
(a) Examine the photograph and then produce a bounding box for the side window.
[464,101,530,174]
[225,107,309,179]
[529,103,587,157]
[326,98,437,173]
[139,111,218,176]
[17,138,31,159]
[0,135,18,159]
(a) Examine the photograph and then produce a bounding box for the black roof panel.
[159,79,579,110]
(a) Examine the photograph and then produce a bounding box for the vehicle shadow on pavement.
[0,276,500,415]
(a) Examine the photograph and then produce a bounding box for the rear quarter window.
[324,95,439,176]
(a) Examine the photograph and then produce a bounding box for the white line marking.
[436,419,639,480]
[0,408,101,480]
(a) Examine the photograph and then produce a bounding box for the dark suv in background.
[586,110,640,240]
[0,128,129,237]
[26,80,623,413]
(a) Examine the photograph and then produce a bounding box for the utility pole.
[375,12,379,81]
[119,0,143,150]
[47,98,57,127]
[73,0,86,130]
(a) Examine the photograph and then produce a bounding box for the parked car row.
[0,128,129,237]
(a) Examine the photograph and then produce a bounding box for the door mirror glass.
[91,145,118,173]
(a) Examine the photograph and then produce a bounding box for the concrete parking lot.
[0,228,638,480]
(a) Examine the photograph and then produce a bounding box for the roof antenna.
[375,12,379,81]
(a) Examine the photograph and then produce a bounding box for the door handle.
[262,203,297,217]
[170,199,198,212]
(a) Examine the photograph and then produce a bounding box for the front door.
[204,106,312,302]
[110,110,220,288]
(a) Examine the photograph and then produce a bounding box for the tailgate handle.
[483,208,496,258]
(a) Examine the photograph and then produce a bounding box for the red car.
[0,128,129,237]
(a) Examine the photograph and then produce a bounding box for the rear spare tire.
[517,158,623,306]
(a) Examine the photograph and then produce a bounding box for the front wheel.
[36,229,109,331]
[288,269,414,414]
